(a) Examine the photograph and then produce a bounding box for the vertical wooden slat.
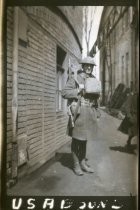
[0,0,4,165]
[11,7,19,179]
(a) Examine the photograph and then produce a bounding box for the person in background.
[118,81,138,147]
[62,56,100,176]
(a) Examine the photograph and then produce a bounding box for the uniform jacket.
[62,72,99,141]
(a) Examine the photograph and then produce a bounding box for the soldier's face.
[83,64,93,75]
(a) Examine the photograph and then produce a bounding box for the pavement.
[7,109,138,196]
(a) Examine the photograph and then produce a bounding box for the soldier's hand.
[78,84,85,95]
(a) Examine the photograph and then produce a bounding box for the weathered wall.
[7,6,83,181]
[7,8,14,178]
[58,6,83,45]
[99,7,135,104]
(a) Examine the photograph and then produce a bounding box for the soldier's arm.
[62,78,79,99]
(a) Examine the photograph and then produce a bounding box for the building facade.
[93,6,139,105]
[6,6,83,184]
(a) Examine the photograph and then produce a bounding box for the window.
[125,52,129,86]
[115,23,119,41]
[122,13,125,34]
[56,46,66,111]
[119,19,122,37]
[121,55,124,83]
[113,62,116,89]
[18,8,28,48]
[114,27,116,44]
[124,10,129,29]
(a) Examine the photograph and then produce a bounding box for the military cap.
[79,56,96,66]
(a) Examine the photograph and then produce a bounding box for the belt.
[81,98,90,106]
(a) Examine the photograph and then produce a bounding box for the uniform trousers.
[71,138,87,161]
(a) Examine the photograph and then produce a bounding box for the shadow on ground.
[109,144,137,155]
[34,175,61,192]
[55,152,73,170]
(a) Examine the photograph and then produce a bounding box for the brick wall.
[6,6,83,180]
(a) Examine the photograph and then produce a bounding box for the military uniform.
[62,72,98,141]
[62,57,100,175]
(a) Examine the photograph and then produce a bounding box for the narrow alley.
[8,109,138,196]
[2,4,138,210]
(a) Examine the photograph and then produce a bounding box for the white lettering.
[60,199,73,209]
[88,202,96,209]
[100,201,106,208]
[111,205,122,209]
[12,198,22,210]
[97,204,101,208]
[79,202,86,209]
[43,199,54,209]
[27,198,36,209]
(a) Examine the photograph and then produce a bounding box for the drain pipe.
[11,7,19,182]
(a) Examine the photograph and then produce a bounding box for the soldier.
[62,56,101,176]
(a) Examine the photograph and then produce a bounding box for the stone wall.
[99,7,134,105]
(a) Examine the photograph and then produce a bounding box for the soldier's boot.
[125,135,133,148]
[72,152,84,176]
[80,159,94,173]
[126,136,132,146]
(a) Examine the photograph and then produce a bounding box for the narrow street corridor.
[8,109,138,196]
